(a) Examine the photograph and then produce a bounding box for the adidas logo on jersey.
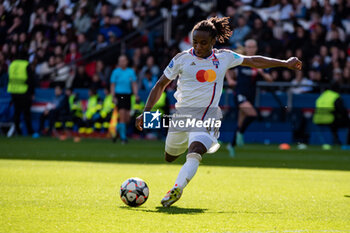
[190,62,196,66]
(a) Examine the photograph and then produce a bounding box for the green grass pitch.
[0,137,350,232]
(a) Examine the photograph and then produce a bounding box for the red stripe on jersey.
[201,82,217,121]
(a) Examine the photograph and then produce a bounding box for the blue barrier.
[1,88,349,144]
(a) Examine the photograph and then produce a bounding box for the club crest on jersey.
[212,58,219,68]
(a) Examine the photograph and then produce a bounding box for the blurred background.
[0,0,349,146]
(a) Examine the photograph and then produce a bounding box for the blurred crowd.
[0,0,349,94]
[215,0,350,92]
[0,0,350,140]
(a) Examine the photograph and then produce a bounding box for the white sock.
[174,153,202,189]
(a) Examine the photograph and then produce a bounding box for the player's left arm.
[241,56,302,70]
[257,69,274,82]
[132,81,139,102]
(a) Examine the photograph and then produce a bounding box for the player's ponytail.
[192,16,232,43]
[209,17,231,43]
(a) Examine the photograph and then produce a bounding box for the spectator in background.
[307,0,323,19]
[57,34,70,55]
[313,83,350,149]
[113,3,134,22]
[29,11,47,35]
[332,68,343,85]
[1,44,11,65]
[36,55,56,87]
[229,16,251,48]
[7,51,35,136]
[321,3,334,31]
[86,14,100,41]
[17,32,29,56]
[110,55,139,143]
[247,17,265,42]
[91,73,103,89]
[82,87,101,135]
[94,34,108,50]
[95,60,111,87]
[7,16,25,35]
[50,55,73,88]
[139,69,158,94]
[290,70,313,94]
[139,56,160,79]
[64,42,82,64]
[108,31,118,44]
[99,16,122,42]
[28,31,49,55]
[291,0,307,19]
[280,69,293,82]
[241,5,260,28]
[74,6,91,34]
[93,87,114,133]
[279,0,294,21]
[0,52,8,89]
[77,33,92,56]
[39,85,70,136]
[308,67,322,85]
[72,65,91,88]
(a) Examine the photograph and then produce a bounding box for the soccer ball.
[120,177,149,207]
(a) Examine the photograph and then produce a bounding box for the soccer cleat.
[161,187,183,207]
[236,132,244,147]
[226,143,235,158]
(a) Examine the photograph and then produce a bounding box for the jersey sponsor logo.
[168,60,174,68]
[143,110,161,129]
[190,62,196,66]
[196,69,216,82]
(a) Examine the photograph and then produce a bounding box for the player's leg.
[164,131,188,162]
[117,109,128,142]
[161,141,206,207]
[162,131,216,207]
[23,97,33,135]
[228,109,244,156]
[12,97,22,135]
[172,141,206,187]
[164,152,180,162]
[160,131,188,207]
[236,100,257,145]
[116,95,131,143]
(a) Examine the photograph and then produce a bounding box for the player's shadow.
[345,195,350,198]
[155,206,207,214]
[120,206,207,215]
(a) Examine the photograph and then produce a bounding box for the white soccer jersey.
[164,48,244,119]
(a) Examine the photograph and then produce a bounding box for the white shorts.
[165,128,220,156]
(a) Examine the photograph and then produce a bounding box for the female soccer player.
[226,39,274,157]
[135,17,302,207]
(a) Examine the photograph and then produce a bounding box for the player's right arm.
[135,74,172,131]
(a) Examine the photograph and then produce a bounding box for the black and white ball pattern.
[120,177,149,207]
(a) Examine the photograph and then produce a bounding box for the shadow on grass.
[119,206,282,215]
[344,195,350,198]
[1,137,350,171]
[119,206,207,214]
[212,210,282,215]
